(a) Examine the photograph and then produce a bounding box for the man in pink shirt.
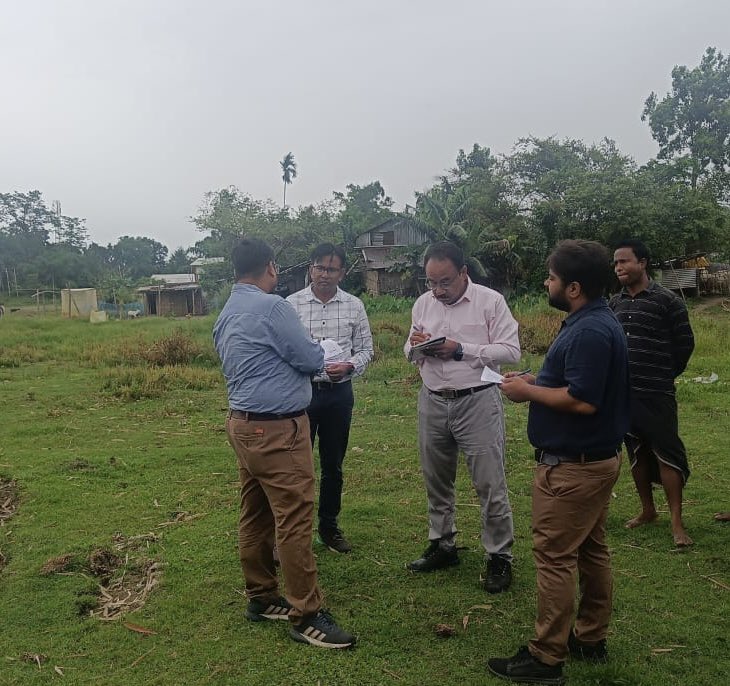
[404,241,521,593]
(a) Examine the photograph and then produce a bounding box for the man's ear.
[567,281,582,299]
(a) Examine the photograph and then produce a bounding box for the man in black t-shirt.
[609,239,695,547]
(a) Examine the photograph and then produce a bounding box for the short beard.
[548,292,570,312]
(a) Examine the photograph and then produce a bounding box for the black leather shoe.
[488,646,564,684]
[480,554,512,593]
[406,541,459,572]
[318,528,352,554]
[568,630,608,662]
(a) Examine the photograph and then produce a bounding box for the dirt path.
[692,295,729,313]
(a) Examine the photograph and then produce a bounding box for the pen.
[515,368,531,376]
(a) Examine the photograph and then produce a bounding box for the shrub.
[141,329,205,366]
[516,310,562,354]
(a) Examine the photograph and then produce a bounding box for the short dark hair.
[614,238,651,264]
[423,241,465,270]
[548,240,611,300]
[231,238,274,279]
[311,242,347,268]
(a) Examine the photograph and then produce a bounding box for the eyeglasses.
[425,275,459,290]
[311,265,342,275]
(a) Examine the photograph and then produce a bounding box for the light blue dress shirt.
[213,283,324,414]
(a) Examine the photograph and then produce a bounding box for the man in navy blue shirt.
[488,240,629,685]
[214,238,355,649]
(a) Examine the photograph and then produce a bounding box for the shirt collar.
[563,297,607,326]
[304,285,344,304]
[233,282,264,294]
[618,279,657,299]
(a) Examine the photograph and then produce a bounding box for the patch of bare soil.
[0,477,19,570]
[39,554,75,576]
[40,539,163,620]
[693,295,730,313]
[92,557,162,620]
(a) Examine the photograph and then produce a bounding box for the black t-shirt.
[608,282,694,395]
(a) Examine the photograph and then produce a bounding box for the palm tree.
[412,187,489,283]
[280,152,297,207]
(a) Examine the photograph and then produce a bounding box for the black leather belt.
[428,384,494,399]
[229,409,305,421]
[535,449,619,465]
[312,380,351,391]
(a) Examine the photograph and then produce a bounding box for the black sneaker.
[406,541,459,572]
[245,595,293,622]
[568,630,608,662]
[488,646,564,684]
[480,554,513,594]
[289,610,356,649]
[318,528,352,554]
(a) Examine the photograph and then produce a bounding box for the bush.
[100,366,221,400]
[516,310,562,354]
[140,329,205,366]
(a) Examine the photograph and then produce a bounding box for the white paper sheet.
[480,366,505,385]
[320,338,345,362]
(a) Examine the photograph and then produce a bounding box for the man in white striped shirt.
[287,243,373,553]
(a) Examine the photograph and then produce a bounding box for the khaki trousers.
[226,413,322,621]
[529,456,621,665]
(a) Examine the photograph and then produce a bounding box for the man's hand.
[409,331,431,346]
[500,375,534,403]
[427,338,459,359]
[324,362,354,381]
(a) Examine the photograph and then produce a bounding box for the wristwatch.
[453,343,464,361]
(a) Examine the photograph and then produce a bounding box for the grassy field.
[0,297,728,686]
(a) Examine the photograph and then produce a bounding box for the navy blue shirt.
[528,298,630,456]
[213,283,324,414]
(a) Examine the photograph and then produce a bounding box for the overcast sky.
[1,1,728,250]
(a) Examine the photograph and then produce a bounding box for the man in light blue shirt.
[214,238,356,649]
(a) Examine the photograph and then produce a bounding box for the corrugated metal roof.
[149,274,197,284]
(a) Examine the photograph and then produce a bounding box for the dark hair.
[231,238,274,279]
[614,238,651,264]
[311,243,347,268]
[423,241,465,270]
[547,240,611,299]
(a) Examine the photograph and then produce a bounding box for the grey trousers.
[417,384,514,560]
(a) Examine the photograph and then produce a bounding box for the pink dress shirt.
[404,279,520,391]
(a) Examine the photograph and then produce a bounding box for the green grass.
[0,302,728,685]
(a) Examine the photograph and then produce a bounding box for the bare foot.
[713,512,730,522]
[672,528,693,547]
[625,512,658,529]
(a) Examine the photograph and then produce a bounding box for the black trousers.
[307,381,354,532]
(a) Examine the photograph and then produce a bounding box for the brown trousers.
[226,413,322,621]
[529,456,621,665]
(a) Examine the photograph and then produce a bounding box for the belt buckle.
[539,452,560,466]
[441,388,458,399]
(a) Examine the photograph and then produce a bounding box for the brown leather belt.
[229,409,305,421]
[428,384,494,399]
[535,449,619,465]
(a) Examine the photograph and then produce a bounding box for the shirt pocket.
[455,323,486,343]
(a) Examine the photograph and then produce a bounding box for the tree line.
[2,47,728,300]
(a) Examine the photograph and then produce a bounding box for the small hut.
[355,217,430,296]
[61,288,98,318]
[137,275,206,316]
